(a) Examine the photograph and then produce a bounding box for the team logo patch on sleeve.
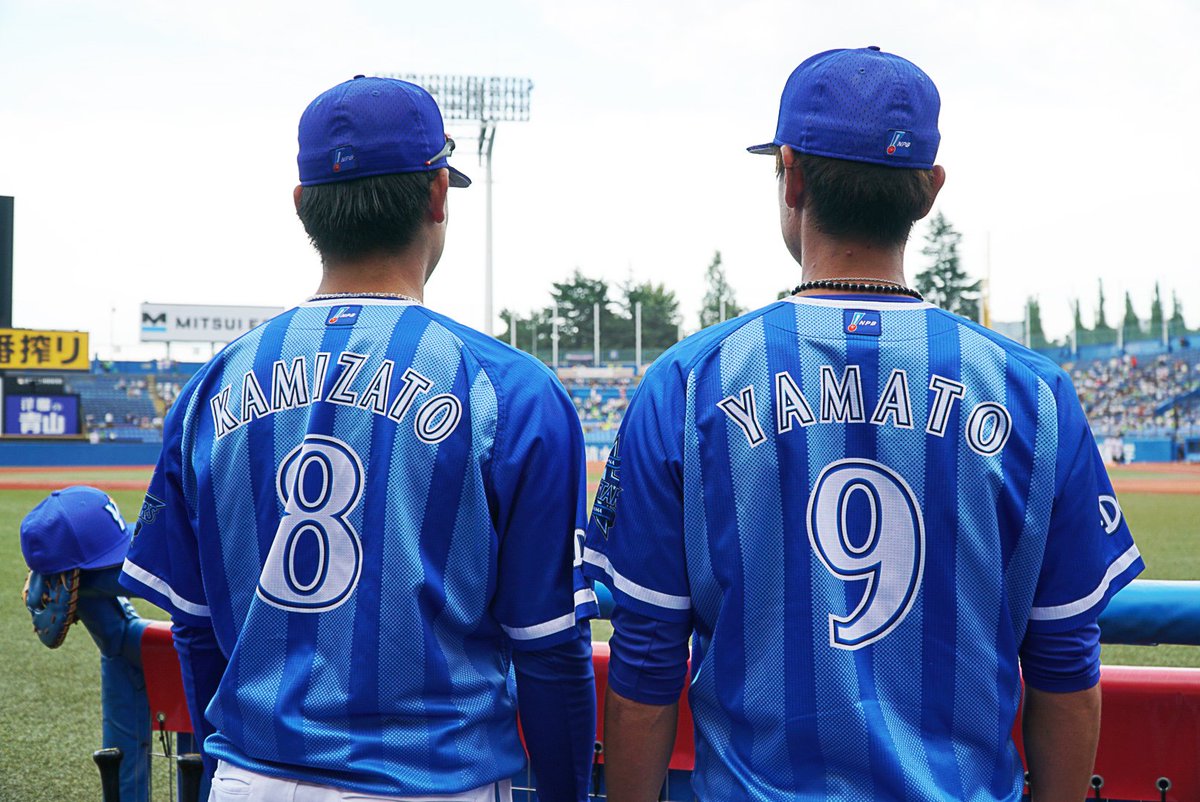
[591,437,622,538]
[134,493,166,538]
[844,310,881,336]
[1099,495,1123,534]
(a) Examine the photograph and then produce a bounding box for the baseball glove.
[23,568,81,649]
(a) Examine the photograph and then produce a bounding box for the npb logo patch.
[331,146,357,174]
[886,130,913,159]
[844,310,881,336]
[326,305,362,326]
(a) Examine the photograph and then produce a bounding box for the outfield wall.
[1123,437,1175,463]
[0,441,160,466]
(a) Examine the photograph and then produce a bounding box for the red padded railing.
[140,625,1199,799]
[141,621,192,733]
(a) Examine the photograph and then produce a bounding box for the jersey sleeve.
[490,366,598,651]
[582,362,692,623]
[119,397,211,627]
[1027,373,1144,634]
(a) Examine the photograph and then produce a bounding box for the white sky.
[2,0,1198,361]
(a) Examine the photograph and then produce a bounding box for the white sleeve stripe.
[583,548,691,611]
[502,612,576,641]
[501,589,597,641]
[120,558,211,618]
[1029,544,1142,621]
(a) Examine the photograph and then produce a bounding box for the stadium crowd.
[25,346,1200,449]
[1068,352,1200,438]
[563,376,633,433]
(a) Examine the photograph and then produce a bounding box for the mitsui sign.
[140,303,285,343]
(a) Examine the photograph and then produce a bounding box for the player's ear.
[780,146,805,210]
[428,169,449,225]
[293,185,303,212]
[914,165,946,221]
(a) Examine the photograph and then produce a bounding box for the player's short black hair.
[296,171,436,264]
[777,152,936,247]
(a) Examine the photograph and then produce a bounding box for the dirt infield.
[0,466,154,492]
[1109,463,1200,495]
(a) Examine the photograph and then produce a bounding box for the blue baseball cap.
[748,46,941,170]
[298,75,472,188]
[20,486,134,574]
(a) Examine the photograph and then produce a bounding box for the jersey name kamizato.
[717,365,1012,456]
[208,353,462,444]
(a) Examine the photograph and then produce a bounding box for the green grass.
[1100,492,1200,668]
[0,488,175,802]
[0,477,1195,799]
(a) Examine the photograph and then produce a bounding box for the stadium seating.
[17,340,1200,459]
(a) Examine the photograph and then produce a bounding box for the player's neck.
[315,255,429,302]
[798,235,907,292]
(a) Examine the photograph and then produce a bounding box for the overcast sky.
[2,0,1197,361]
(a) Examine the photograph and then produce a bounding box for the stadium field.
[0,465,1196,800]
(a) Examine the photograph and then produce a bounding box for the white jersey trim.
[502,612,575,641]
[300,297,419,308]
[1029,544,1142,621]
[121,559,212,618]
[500,588,598,641]
[583,548,691,611]
[785,296,935,312]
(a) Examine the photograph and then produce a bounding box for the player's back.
[666,295,1070,800]
[163,297,586,794]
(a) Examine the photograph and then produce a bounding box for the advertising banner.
[0,328,89,371]
[3,394,80,436]
[140,303,284,343]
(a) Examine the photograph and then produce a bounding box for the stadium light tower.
[388,74,533,336]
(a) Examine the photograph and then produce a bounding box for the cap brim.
[747,142,781,155]
[448,166,472,188]
[77,532,132,571]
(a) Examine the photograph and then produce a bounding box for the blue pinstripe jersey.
[583,295,1142,801]
[121,297,597,795]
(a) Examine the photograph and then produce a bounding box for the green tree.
[619,280,681,351]
[498,307,551,357]
[547,270,621,353]
[699,251,744,328]
[1072,298,1086,334]
[1121,291,1142,341]
[1171,289,1186,330]
[1094,279,1112,331]
[914,212,979,318]
[1027,297,1046,343]
[1150,283,1164,335]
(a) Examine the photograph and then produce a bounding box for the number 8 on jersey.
[259,435,365,613]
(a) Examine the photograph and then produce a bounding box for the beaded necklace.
[793,277,922,301]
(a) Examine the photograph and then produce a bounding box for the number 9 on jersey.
[807,458,925,650]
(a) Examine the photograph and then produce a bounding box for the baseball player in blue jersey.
[585,47,1143,801]
[120,76,598,801]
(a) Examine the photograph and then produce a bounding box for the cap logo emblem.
[886,130,912,158]
[331,146,357,173]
